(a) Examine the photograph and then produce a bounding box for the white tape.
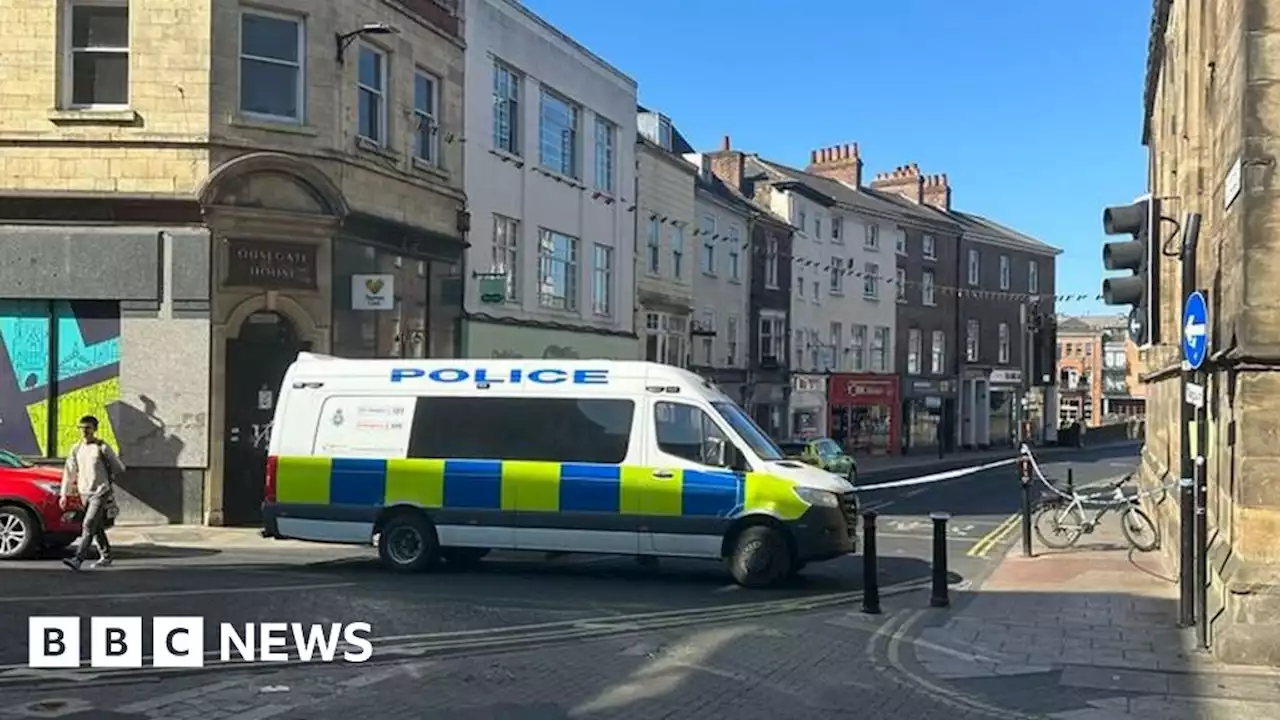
[855,457,1019,492]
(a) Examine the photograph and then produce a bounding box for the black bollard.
[1021,457,1034,557]
[1066,467,1074,496]
[861,510,881,614]
[930,511,951,608]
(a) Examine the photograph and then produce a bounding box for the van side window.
[654,402,728,466]
[407,397,634,464]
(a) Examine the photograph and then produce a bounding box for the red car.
[0,449,83,560]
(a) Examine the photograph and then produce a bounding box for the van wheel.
[377,513,439,572]
[0,505,40,560]
[440,547,489,569]
[728,525,793,588]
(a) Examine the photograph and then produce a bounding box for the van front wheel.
[378,513,439,572]
[728,525,793,588]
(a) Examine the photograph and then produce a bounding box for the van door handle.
[652,470,675,479]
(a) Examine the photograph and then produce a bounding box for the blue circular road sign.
[1182,290,1209,370]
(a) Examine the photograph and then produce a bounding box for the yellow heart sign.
[365,277,384,294]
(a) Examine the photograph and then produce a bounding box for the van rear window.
[407,397,634,464]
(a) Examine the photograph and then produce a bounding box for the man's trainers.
[88,558,112,568]
[62,557,82,571]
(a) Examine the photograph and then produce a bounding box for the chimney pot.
[722,135,731,151]
[810,150,818,164]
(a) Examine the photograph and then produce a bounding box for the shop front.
[987,368,1023,448]
[828,373,900,456]
[463,319,638,360]
[901,377,956,453]
[789,374,827,438]
[331,216,465,362]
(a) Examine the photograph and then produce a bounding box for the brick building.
[869,164,1061,450]
[0,0,467,525]
[1054,317,1104,426]
[1139,0,1280,664]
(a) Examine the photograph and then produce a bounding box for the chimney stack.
[870,164,951,210]
[922,173,951,211]
[805,143,863,188]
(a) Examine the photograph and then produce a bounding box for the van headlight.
[792,487,839,508]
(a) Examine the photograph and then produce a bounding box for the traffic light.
[1101,195,1161,345]
[1028,313,1058,386]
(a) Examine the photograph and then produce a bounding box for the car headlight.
[792,487,839,508]
[34,481,61,495]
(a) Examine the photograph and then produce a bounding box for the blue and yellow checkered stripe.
[274,457,808,520]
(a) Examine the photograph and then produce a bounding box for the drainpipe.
[633,150,642,359]
[953,231,964,453]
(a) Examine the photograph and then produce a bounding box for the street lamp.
[336,23,400,63]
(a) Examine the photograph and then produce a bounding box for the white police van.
[261,355,858,587]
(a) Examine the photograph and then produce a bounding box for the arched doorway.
[222,310,308,525]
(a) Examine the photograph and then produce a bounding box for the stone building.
[1139,0,1280,664]
[0,0,467,526]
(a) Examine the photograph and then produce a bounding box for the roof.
[1057,314,1127,333]
[748,156,948,229]
[696,169,770,219]
[745,155,1061,255]
[949,211,1062,256]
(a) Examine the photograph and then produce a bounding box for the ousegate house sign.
[225,238,317,290]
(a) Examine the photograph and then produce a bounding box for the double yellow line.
[966,512,1022,558]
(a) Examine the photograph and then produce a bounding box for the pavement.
[5,441,1272,718]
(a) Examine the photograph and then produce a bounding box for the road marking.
[876,532,979,544]
[965,513,1020,558]
[881,610,1033,720]
[0,582,356,605]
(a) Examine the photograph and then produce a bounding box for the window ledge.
[922,255,937,262]
[411,156,450,181]
[728,277,743,285]
[863,295,880,302]
[490,147,525,167]
[532,165,585,189]
[230,116,318,136]
[830,290,845,298]
[356,136,399,160]
[47,108,138,125]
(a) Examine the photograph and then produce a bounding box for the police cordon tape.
[4,577,933,688]
[853,457,1020,493]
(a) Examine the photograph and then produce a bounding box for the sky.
[519,0,1151,317]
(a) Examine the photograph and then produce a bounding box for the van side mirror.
[701,438,726,467]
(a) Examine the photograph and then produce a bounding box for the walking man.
[60,415,124,570]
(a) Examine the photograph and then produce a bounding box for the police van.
[261,354,858,587]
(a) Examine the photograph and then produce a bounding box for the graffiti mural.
[0,300,120,457]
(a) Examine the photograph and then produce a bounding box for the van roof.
[286,353,731,397]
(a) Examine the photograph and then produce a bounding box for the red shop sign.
[828,374,900,406]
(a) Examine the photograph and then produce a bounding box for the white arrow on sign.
[1184,315,1206,343]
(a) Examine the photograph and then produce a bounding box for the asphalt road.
[0,444,1141,719]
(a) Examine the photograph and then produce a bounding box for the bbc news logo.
[28,617,373,668]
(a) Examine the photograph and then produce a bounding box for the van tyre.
[728,525,793,588]
[0,505,39,560]
[378,512,439,572]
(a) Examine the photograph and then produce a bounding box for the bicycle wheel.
[1033,503,1083,549]
[1120,506,1160,552]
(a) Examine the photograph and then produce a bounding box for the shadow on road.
[300,551,951,598]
